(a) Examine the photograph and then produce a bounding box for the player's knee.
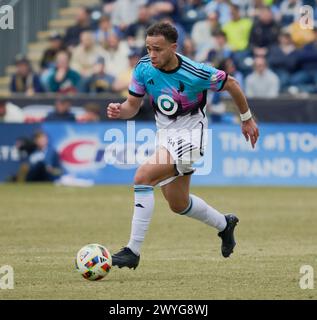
[134,167,154,186]
[134,173,152,185]
[169,202,189,214]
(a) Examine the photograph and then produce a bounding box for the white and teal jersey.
[128,53,228,129]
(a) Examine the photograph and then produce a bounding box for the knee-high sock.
[179,194,227,231]
[127,185,155,255]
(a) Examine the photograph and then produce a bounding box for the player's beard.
[158,53,177,71]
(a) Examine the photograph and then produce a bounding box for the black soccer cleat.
[218,214,239,258]
[112,247,140,269]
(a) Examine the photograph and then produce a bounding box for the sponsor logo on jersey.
[157,94,178,116]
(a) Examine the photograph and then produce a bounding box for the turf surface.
[0,184,316,300]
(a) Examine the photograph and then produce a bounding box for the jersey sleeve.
[199,63,228,92]
[128,63,146,97]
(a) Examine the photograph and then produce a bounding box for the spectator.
[125,5,153,50]
[245,56,280,97]
[205,0,231,26]
[101,0,116,16]
[222,4,253,74]
[81,56,116,93]
[241,0,272,20]
[222,4,253,52]
[277,0,302,26]
[45,97,76,122]
[205,30,232,67]
[77,103,101,122]
[220,57,244,90]
[40,33,65,70]
[10,56,44,96]
[25,131,62,182]
[95,14,122,48]
[182,37,196,60]
[46,51,81,94]
[111,0,147,31]
[268,30,297,91]
[63,6,93,48]
[180,0,207,33]
[288,20,315,48]
[289,27,317,93]
[249,6,280,55]
[113,48,142,97]
[71,31,107,78]
[148,0,180,23]
[103,33,130,77]
[191,11,220,61]
[0,97,24,123]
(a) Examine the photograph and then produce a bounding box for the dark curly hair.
[146,22,178,43]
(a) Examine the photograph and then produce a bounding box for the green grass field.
[0,184,316,300]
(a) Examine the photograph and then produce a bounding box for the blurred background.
[0,0,316,186]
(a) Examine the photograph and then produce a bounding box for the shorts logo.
[157,94,178,116]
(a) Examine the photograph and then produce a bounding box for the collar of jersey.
[158,54,182,74]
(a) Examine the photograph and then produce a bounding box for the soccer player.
[107,22,259,269]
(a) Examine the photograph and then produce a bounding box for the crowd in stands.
[3,0,317,123]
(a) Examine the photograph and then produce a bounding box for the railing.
[0,0,69,76]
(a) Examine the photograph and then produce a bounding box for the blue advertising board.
[194,123,317,185]
[0,122,316,186]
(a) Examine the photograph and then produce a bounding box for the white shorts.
[155,118,208,186]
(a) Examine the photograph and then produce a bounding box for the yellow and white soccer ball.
[75,244,112,281]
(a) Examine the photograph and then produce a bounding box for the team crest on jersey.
[157,94,178,116]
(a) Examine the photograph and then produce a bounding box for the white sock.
[180,194,227,231]
[127,185,155,256]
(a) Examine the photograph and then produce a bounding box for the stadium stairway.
[0,0,100,96]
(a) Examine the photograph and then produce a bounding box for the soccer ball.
[75,244,112,281]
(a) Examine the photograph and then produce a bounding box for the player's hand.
[241,117,259,149]
[107,103,121,119]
